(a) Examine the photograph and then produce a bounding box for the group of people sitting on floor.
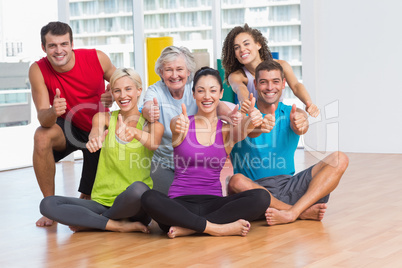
[31,21,349,238]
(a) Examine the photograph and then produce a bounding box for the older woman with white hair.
[142,46,239,194]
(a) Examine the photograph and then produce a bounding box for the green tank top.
[91,111,153,207]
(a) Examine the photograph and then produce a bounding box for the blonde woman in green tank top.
[39,68,164,233]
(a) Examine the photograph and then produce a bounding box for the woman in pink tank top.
[142,67,271,238]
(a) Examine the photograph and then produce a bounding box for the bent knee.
[140,190,159,210]
[34,127,57,149]
[254,189,271,208]
[126,181,150,198]
[39,196,56,217]
[34,126,65,151]
[333,151,349,172]
[228,174,253,192]
[34,128,52,148]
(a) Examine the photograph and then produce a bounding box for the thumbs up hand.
[305,101,319,118]
[290,104,308,134]
[52,88,67,117]
[261,104,276,133]
[227,104,242,126]
[101,84,114,108]
[175,103,189,134]
[116,114,137,142]
[240,93,253,115]
[247,95,263,128]
[86,129,109,153]
[149,97,160,123]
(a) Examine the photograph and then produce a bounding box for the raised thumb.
[55,88,61,99]
[181,103,187,117]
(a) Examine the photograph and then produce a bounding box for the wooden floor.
[1,151,401,267]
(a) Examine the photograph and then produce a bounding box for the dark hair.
[255,60,284,82]
[221,23,273,84]
[41,21,73,47]
[192,67,223,92]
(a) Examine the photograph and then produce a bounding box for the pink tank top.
[36,49,107,132]
[168,116,227,198]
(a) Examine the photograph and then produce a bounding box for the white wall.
[0,0,58,171]
[301,0,402,154]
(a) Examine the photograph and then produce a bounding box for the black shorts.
[254,165,330,205]
[54,117,100,195]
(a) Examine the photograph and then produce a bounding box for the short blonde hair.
[110,68,142,90]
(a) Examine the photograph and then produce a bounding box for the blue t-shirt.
[143,80,197,169]
[230,102,299,180]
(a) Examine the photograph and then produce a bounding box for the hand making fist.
[52,88,67,117]
[227,104,242,126]
[101,84,114,108]
[305,101,319,118]
[117,114,137,142]
[240,93,254,115]
[261,105,276,133]
[148,98,160,123]
[86,129,109,153]
[290,104,308,133]
[247,95,263,128]
[175,103,189,134]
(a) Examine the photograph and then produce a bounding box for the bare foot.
[205,219,251,237]
[106,220,150,233]
[168,226,196,239]
[79,193,91,200]
[265,208,296,226]
[36,216,54,227]
[299,203,327,221]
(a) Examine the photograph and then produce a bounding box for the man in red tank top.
[29,21,116,227]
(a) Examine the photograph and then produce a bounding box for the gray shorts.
[254,165,330,205]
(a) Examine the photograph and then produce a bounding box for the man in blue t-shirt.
[229,60,349,225]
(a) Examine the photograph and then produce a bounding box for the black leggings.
[141,189,270,233]
[40,181,151,230]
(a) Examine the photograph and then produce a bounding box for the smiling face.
[233,32,262,66]
[193,74,223,114]
[255,69,286,107]
[112,76,142,112]
[160,56,190,94]
[42,33,74,71]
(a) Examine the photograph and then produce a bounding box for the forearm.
[141,105,151,122]
[291,83,312,106]
[247,126,263,138]
[217,101,231,118]
[232,116,255,142]
[132,129,160,151]
[236,86,250,104]
[37,108,58,128]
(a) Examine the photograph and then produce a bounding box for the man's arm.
[97,50,116,82]
[248,105,276,138]
[29,63,62,128]
[97,50,116,108]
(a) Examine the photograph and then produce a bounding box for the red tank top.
[36,49,107,132]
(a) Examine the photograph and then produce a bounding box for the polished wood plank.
[1,151,402,267]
